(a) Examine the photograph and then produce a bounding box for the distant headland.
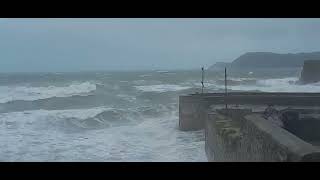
[209,51,320,70]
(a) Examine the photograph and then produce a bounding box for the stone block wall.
[179,95,209,131]
[205,109,320,162]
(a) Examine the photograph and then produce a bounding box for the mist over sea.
[1,68,320,161]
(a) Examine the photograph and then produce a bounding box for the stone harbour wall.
[205,109,320,162]
[179,93,320,132]
[179,95,209,131]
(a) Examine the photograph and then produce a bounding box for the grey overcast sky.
[1,18,320,72]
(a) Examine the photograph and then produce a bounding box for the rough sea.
[1,68,320,161]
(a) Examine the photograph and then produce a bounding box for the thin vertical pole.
[225,67,228,110]
[201,67,204,94]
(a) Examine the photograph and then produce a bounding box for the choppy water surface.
[0,68,318,161]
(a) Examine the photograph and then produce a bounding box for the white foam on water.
[0,106,206,162]
[0,81,97,103]
[223,77,320,92]
[116,94,137,102]
[217,77,256,81]
[156,71,169,73]
[117,94,137,102]
[139,74,152,78]
[124,113,206,162]
[132,80,163,86]
[0,107,109,161]
[0,107,109,126]
[180,81,220,91]
[135,84,191,92]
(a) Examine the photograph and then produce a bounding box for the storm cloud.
[1,18,320,72]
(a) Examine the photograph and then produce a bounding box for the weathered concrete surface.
[205,109,320,162]
[179,93,320,131]
[204,95,320,106]
[300,60,320,84]
[179,95,209,131]
[205,109,252,161]
[179,93,320,161]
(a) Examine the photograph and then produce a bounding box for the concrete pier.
[179,92,320,161]
[179,92,320,131]
[179,95,209,131]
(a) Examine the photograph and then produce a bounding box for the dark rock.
[299,60,320,84]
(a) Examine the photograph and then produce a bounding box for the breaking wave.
[134,84,191,92]
[0,107,131,132]
[0,82,97,103]
[223,77,320,92]
[0,104,176,132]
[0,104,206,161]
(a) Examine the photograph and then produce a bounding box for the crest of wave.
[0,81,96,103]
[227,77,320,92]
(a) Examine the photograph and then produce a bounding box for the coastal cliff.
[209,52,320,70]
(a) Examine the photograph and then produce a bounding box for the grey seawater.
[0,70,208,162]
[0,68,317,161]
